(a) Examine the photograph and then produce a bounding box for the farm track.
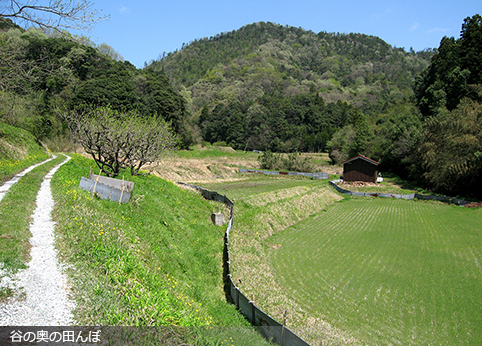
[0,156,55,203]
[0,155,74,326]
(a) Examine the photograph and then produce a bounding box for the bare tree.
[0,0,109,31]
[66,107,177,177]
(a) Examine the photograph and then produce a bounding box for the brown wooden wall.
[343,159,378,183]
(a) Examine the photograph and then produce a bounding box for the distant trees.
[414,92,482,196]
[259,151,314,173]
[0,25,193,147]
[199,93,345,153]
[65,107,177,177]
[148,21,433,121]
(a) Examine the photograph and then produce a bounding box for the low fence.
[239,169,329,180]
[329,180,471,205]
[177,182,311,346]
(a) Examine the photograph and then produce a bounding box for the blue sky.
[78,0,480,68]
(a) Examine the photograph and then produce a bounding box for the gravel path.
[0,156,55,203]
[0,155,75,326]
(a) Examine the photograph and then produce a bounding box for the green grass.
[0,155,66,272]
[51,154,270,345]
[200,175,329,200]
[202,175,345,344]
[0,122,50,183]
[267,197,482,345]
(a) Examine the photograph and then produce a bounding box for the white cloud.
[411,22,419,31]
[119,5,130,14]
[428,27,449,33]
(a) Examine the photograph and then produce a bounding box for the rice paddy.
[267,198,482,345]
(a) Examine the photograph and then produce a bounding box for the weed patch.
[0,123,50,183]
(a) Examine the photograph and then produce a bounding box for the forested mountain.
[150,21,433,108]
[146,21,433,153]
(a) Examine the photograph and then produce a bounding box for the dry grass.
[150,149,341,183]
[149,157,259,183]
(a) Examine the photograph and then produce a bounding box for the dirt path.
[0,155,75,326]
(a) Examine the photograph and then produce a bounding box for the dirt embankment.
[149,157,259,183]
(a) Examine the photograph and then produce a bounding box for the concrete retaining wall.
[79,176,131,203]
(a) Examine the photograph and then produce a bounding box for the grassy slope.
[268,198,482,345]
[51,154,269,344]
[0,122,50,183]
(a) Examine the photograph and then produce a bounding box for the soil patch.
[339,181,381,188]
[149,157,259,182]
[464,202,482,208]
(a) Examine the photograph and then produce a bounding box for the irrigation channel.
[0,155,75,326]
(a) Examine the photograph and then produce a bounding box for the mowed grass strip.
[0,155,65,272]
[268,198,482,345]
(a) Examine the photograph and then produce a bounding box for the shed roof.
[341,155,380,166]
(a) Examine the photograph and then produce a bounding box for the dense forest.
[147,21,434,149]
[1,15,481,198]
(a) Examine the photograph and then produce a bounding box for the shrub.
[259,151,314,172]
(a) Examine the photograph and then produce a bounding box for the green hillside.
[149,17,482,199]
[50,154,270,344]
[0,18,192,148]
[0,122,50,183]
[149,21,433,116]
[146,21,434,170]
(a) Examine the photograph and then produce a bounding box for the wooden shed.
[341,155,380,183]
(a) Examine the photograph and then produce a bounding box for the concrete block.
[211,212,225,225]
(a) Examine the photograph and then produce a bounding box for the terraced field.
[268,198,482,345]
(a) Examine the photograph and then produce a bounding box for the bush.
[259,151,315,173]
[259,150,282,170]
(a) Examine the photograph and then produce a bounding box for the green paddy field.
[203,173,482,345]
[268,197,482,345]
